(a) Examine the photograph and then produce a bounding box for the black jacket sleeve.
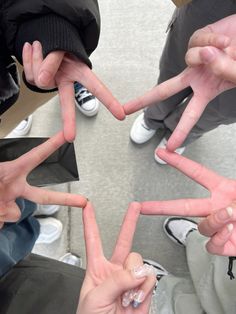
[1,0,100,92]
[15,14,94,69]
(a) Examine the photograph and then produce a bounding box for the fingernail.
[227,223,234,232]
[132,264,155,279]
[202,48,215,63]
[216,207,233,221]
[226,207,233,217]
[122,295,131,308]
[122,289,136,308]
[132,290,145,308]
[38,70,51,85]
[33,40,40,49]
[23,42,30,49]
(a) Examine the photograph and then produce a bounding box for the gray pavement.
[32,0,236,278]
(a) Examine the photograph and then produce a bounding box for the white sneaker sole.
[154,138,186,164]
[34,204,60,216]
[36,218,63,244]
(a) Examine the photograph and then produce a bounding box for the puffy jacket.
[0,0,100,115]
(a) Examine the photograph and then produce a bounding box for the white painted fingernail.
[132,264,155,279]
[227,223,234,232]
[122,289,136,308]
[122,296,130,308]
[133,290,145,308]
[226,207,233,217]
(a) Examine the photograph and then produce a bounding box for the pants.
[144,0,236,146]
[0,198,39,277]
[151,231,236,314]
[0,254,85,314]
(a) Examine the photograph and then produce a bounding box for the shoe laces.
[75,87,92,101]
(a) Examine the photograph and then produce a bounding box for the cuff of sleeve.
[15,13,92,68]
[22,72,58,94]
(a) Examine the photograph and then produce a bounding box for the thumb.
[89,267,152,306]
[38,51,65,87]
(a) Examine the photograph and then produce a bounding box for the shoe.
[163,217,198,246]
[36,217,63,244]
[74,83,100,117]
[130,113,156,144]
[59,253,82,267]
[143,259,169,280]
[34,204,60,216]
[154,137,186,164]
[6,115,33,137]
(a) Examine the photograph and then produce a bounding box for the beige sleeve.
[0,63,56,138]
[171,0,192,7]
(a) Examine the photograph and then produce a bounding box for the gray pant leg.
[152,231,236,314]
[145,0,236,145]
[186,232,236,314]
[164,91,235,146]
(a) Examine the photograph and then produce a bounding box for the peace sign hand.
[23,42,125,142]
[0,132,87,228]
[124,63,235,152]
[141,149,236,256]
[77,202,156,314]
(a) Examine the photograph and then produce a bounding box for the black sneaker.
[74,82,99,117]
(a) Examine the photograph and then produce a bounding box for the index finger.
[141,198,212,217]
[111,202,141,264]
[123,70,189,115]
[16,132,66,174]
[83,202,104,268]
[58,81,76,142]
[62,58,125,121]
[166,94,208,152]
[156,149,223,191]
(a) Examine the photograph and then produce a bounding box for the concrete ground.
[31,0,236,278]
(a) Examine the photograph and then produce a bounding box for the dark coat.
[0,0,100,115]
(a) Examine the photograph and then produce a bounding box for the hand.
[124,64,235,152]
[124,15,236,152]
[0,132,87,228]
[22,41,125,142]
[77,202,156,314]
[141,149,236,256]
[185,15,236,83]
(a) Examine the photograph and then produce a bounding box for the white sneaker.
[36,217,63,244]
[130,113,156,144]
[34,204,60,216]
[6,115,33,137]
[144,259,169,280]
[74,83,100,117]
[154,137,186,164]
[59,253,82,267]
[163,217,198,246]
